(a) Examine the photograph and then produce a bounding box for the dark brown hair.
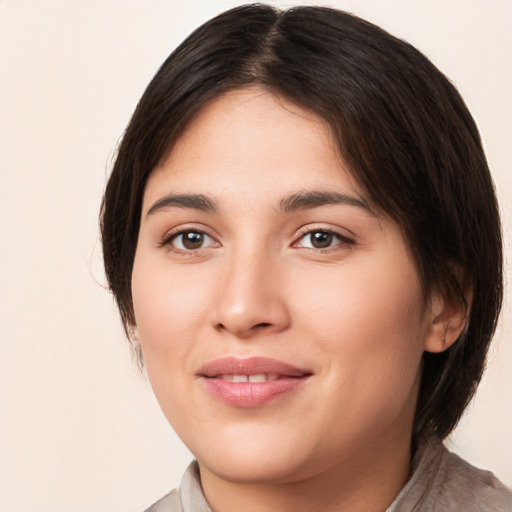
[101,4,502,441]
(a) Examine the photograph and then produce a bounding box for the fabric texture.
[144,438,512,511]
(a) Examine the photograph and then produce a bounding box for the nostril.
[255,322,272,329]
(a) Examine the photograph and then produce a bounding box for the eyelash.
[293,227,354,251]
[159,228,218,253]
[159,227,354,254]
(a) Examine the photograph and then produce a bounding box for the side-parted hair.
[101,4,502,441]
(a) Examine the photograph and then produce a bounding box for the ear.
[423,287,472,354]
[127,324,146,371]
[127,323,140,344]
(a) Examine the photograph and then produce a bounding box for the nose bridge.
[213,239,289,337]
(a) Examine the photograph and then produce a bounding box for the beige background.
[0,1,510,511]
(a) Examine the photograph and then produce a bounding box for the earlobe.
[128,323,140,344]
[128,324,146,371]
[423,288,471,354]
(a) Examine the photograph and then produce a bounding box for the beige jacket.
[145,438,512,511]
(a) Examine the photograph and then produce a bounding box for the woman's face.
[132,88,438,484]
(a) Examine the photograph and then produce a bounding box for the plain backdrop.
[0,1,511,511]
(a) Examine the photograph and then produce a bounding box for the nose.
[211,246,291,339]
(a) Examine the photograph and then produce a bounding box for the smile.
[198,357,312,407]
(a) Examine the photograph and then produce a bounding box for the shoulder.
[434,447,512,511]
[144,489,181,512]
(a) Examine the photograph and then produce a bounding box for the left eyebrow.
[279,191,372,214]
[146,193,218,218]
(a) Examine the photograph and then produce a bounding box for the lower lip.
[201,376,309,408]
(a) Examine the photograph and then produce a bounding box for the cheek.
[291,254,426,394]
[294,255,424,337]
[130,256,218,433]
[288,261,426,447]
[131,253,213,378]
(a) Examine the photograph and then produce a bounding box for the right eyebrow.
[146,193,218,218]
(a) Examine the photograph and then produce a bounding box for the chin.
[181,423,317,484]
[201,449,311,484]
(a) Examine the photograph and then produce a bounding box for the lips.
[198,356,312,408]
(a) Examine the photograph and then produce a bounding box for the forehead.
[144,87,364,208]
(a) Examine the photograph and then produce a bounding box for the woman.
[101,4,511,511]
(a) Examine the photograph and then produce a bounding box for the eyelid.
[156,223,354,253]
[292,225,355,249]
[158,224,220,251]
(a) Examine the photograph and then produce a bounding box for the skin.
[131,88,462,512]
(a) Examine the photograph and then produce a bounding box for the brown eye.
[310,231,333,248]
[295,229,352,250]
[170,230,215,251]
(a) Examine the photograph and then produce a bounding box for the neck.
[199,431,413,512]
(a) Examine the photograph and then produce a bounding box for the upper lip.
[198,356,312,378]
